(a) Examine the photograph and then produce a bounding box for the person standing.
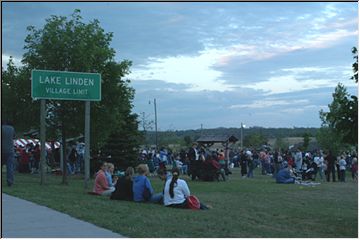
[2,120,16,186]
[339,155,347,182]
[240,150,248,178]
[246,151,254,178]
[188,142,200,180]
[351,157,358,181]
[295,149,303,172]
[325,150,336,182]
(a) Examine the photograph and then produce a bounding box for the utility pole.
[241,122,244,150]
[200,123,203,137]
[154,98,158,151]
[40,99,46,185]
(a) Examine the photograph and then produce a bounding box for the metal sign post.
[40,99,46,185]
[32,70,101,187]
[84,101,90,188]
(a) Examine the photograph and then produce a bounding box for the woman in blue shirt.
[132,164,162,203]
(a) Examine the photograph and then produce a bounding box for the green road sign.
[31,70,101,101]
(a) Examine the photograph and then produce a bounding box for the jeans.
[326,166,336,182]
[76,154,84,173]
[3,151,14,186]
[150,192,163,204]
[67,162,76,174]
[247,167,254,178]
[317,167,324,180]
[339,170,345,182]
[182,165,188,175]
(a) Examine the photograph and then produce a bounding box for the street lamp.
[149,98,158,150]
[241,122,246,149]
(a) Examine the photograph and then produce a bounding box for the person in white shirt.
[339,155,347,182]
[163,168,209,210]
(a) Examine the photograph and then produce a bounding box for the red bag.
[187,195,200,210]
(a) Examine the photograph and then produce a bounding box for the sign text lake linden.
[32,70,101,101]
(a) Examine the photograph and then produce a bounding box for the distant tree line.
[143,127,319,149]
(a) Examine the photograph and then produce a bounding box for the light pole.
[154,98,158,150]
[240,122,246,150]
[149,99,158,150]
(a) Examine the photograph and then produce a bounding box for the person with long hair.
[93,162,115,196]
[110,167,134,201]
[163,168,209,210]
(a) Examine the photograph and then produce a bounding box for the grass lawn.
[2,167,358,238]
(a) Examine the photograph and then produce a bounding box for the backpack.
[187,195,200,210]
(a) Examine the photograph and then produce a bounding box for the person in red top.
[351,157,358,181]
[18,147,30,173]
[93,162,115,196]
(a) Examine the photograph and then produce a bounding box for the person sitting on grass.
[276,161,296,184]
[133,164,163,203]
[110,167,134,201]
[105,162,118,188]
[93,162,115,196]
[163,167,210,210]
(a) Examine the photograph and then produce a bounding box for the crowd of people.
[10,141,85,175]
[137,144,358,184]
[90,144,358,211]
[92,162,210,210]
[138,143,233,182]
[3,116,357,191]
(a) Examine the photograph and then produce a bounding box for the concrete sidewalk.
[2,193,125,238]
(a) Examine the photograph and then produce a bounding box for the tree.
[2,59,40,133]
[243,133,267,148]
[351,47,358,83]
[302,133,311,151]
[17,10,139,181]
[102,113,142,170]
[319,47,358,148]
[319,83,358,146]
[183,136,192,146]
[274,137,287,151]
[316,127,343,156]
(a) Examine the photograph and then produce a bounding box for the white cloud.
[301,29,358,49]
[296,14,311,20]
[128,44,261,92]
[129,51,231,92]
[2,54,22,69]
[229,99,309,109]
[244,75,334,95]
[245,64,358,95]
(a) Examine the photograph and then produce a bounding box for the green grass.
[2,168,358,237]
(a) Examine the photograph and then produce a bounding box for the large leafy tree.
[3,10,141,174]
[2,59,40,133]
[318,47,358,149]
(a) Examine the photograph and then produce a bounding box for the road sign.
[31,70,101,101]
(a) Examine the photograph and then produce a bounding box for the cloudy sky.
[2,2,358,130]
